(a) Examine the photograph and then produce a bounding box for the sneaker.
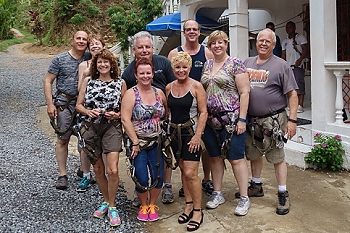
[93,202,109,218]
[108,207,121,226]
[162,184,175,204]
[137,205,149,221]
[132,191,141,207]
[148,204,159,221]
[55,175,68,190]
[206,191,225,209]
[234,196,250,216]
[202,180,214,196]
[276,191,290,215]
[235,181,264,198]
[77,176,91,192]
[297,105,304,113]
[179,187,185,197]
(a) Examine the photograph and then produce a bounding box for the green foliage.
[68,13,88,25]
[107,0,163,50]
[0,0,17,40]
[304,133,345,171]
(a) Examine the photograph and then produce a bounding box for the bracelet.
[132,142,139,146]
[238,117,246,122]
[288,118,297,124]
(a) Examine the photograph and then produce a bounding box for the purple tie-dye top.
[201,56,247,128]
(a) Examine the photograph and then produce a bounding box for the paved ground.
[30,43,350,233]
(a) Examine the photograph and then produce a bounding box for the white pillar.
[227,0,249,60]
[333,70,346,124]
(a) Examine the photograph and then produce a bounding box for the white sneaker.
[132,190,141,207]
[206,191,225,209]
[234,196,250,216]
[297,105,304,113]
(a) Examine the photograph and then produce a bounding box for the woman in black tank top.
[166,52,208,231]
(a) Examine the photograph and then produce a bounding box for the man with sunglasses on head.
[167,19,214,202]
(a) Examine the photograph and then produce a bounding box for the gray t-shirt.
[48,51,91,96]
[244,55,298,116]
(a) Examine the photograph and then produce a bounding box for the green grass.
[0,30,37,52]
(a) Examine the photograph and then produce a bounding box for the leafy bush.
[0,0,17,39]
[28,9,45,44]
[304,133,345,171]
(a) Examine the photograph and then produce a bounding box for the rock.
[9,28,25,39]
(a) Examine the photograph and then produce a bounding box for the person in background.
[121,58,166,222]
[168,19,214,199]
[43,30,90,190]
[75,34,105,192]
[166,52,207,231]
[249,22,282,57]
[201,30,251,216]
[243,28,298,215]
[122,31,176,206]
[281,21,308,113]
[76,49,126,226]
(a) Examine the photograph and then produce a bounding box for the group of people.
[43,18,304,231]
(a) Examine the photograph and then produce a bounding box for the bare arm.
[43,72,57,118]
[205,47,214,60]
[188,81,208,153]
[235,72,250,135]
[295,43,308,67]
[281,50,286,61]
[121,89,139,158]
[77,61,88,92]
[285,89,298,139]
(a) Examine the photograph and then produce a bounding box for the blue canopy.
[146,13,221,37]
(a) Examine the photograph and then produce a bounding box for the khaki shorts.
[245,111,287,164]
[56,104,76,140]
[82,121,123,164]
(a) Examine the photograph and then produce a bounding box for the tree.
[107,0,162,50]
[0,0,17,39]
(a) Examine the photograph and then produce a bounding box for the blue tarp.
[146,13,221,37]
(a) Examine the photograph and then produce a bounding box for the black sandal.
[178,201,193,224]
[186,208,204,232]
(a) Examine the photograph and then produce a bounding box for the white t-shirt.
[282,33,307,67]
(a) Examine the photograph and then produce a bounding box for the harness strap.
[50,92,78,136]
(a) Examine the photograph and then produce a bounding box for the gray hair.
[131,31,154,48]
[257,28,276,43]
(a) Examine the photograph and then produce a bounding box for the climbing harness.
[50,91,77,136]
[124,133,162,191]
[248,109,288,155]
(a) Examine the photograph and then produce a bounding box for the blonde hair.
[207,30,229,47]
[171,51,192,68]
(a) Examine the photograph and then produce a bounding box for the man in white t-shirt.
[281,21,308,113]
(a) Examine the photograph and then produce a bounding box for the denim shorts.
[202,125,246,160]
[134,143,164,193]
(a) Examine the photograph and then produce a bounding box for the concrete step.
[284,140,312,169]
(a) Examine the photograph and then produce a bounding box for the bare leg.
[180,160,202,225]
[80,150,91,174]
[298,94,305,107]
[149,188,161,205]
[210,157,224,191]
[229,159,249,196]
[201,150,211,181]
[106,152,120,207]
[94,157,109,203]
[138,191,148,206]
[250,156,264,179]
[163,165,172,184]
[274,161,287,186]
[55,138,70,176]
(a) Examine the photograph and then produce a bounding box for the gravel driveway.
[0,44,144,232]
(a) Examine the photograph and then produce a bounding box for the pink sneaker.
[137,205,149,221]
[148,204,159,221]
[108,207,121,226]
[93,202,109,218]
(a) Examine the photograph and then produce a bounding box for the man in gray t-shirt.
[242,28,298,215]
[44,31,90,190]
